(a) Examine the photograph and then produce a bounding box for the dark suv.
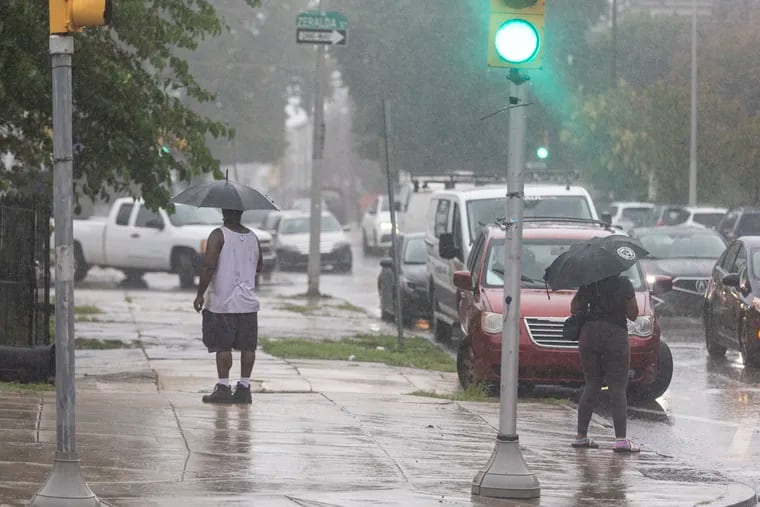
[717,208,760,242]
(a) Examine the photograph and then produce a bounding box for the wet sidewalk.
[0,281,757,506]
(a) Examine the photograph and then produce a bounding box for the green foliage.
[409,384,497,402]
[260,334,456,372]
[0,0,259,210]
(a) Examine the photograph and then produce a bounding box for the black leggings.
[576,319,630,439]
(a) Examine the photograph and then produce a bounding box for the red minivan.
[447,219,674,401]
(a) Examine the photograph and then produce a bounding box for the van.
[425,184,599,341]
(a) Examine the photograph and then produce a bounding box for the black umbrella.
[171,172,279,211]
[543,235,649,290]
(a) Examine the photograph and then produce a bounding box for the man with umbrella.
[172,175,279,404]
[545,235,647,453]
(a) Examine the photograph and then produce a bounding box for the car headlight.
[482,311,502,334]
[627,316,654,337]
[646,274,657,287]
[379,221,393,231]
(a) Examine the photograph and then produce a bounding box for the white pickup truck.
[70,197,276,288]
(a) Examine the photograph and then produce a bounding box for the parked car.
[377,233,430,325]
[652,205,727,229]
[446,219,673,401]
[70,198,276,288]
[717,207,760,242]
[632,226,726,316]
[704,236,760,367]
[360,195,404,255]
[606,201,656,231]
[426,184,599,342]
[274,211,352,272]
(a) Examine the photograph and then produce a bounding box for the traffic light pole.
[31,35,100,507]
[472,70,540,500]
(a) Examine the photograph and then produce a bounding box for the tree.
[0,0,258,210]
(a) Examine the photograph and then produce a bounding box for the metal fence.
[0,196,51,348]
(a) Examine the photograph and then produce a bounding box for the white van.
[425,184,599,341]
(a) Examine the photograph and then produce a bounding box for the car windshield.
[168,205,221,226]
[403,237,426,264]
[738,214,760,236]
[467,196,593,241]
[281,215,341,235]
[637,231,725,259]
[483,238,645,291]
[692,212,724,228]
[621,207,654,227]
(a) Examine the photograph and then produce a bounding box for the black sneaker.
[202,383,233,404]
[231,382,252,404]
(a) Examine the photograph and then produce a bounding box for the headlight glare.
[380,221,393,231]
[627,316,654,337]
[482,311,503,334]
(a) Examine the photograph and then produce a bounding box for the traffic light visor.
[494,19,540,64]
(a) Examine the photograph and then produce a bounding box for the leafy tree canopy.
[0,0,259,210]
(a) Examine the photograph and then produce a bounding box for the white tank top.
[206,226,260,314]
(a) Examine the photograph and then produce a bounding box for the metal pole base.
[472,437,540,499]
[30,456,101,506]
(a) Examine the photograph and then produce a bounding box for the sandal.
[613,439,640,453]
[571,437,599,449]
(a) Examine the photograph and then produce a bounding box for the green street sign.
[296,11,348,46]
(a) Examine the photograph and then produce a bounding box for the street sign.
[296,11,348,46]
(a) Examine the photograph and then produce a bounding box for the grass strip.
[261,334,455,372]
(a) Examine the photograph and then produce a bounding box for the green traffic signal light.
[536,146,549,159]
[494,19,540,64]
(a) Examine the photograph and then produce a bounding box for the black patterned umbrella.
[543,235,649,290]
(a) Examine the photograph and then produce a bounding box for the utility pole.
[688,0,698,206]
[471,70,540,499]
[611,0,618,86]
[31,35,100,507]
[383,100,404,347]
[307,20,326,297]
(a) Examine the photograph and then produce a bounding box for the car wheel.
[73,242,89,283]
[177,251,195,289]
[380,307,394,322]
[362,231,370,255]
[631,341,673,401]
[431,290,453,342]
[457,337,476,389]
[739,322,760,368]
[705,311,727,358]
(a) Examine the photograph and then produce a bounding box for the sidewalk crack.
[168,401,191,483]
[320,392,411,486]
[125,292,160,393]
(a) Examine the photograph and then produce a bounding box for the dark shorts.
[202,310,258,353]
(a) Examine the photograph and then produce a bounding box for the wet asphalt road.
[76,233,760,493]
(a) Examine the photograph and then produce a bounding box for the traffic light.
[50,0,112,34]
[488,0,545,69]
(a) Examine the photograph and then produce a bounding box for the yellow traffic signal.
[50,0,112,34]
[488,0,545,70]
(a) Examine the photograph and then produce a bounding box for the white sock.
[218,378,230,387]
[239,377,250,388]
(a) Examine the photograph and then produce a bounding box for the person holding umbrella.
[544,235,648,453]
[172,175,279,404]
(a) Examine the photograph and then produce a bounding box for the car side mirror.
[453,270,472,291]
[380,257,393,269]
[438,232,460,260]
[601,212,612,225]
[651,275,672,295]
[146,218,164,230]
[722,273,741,288]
